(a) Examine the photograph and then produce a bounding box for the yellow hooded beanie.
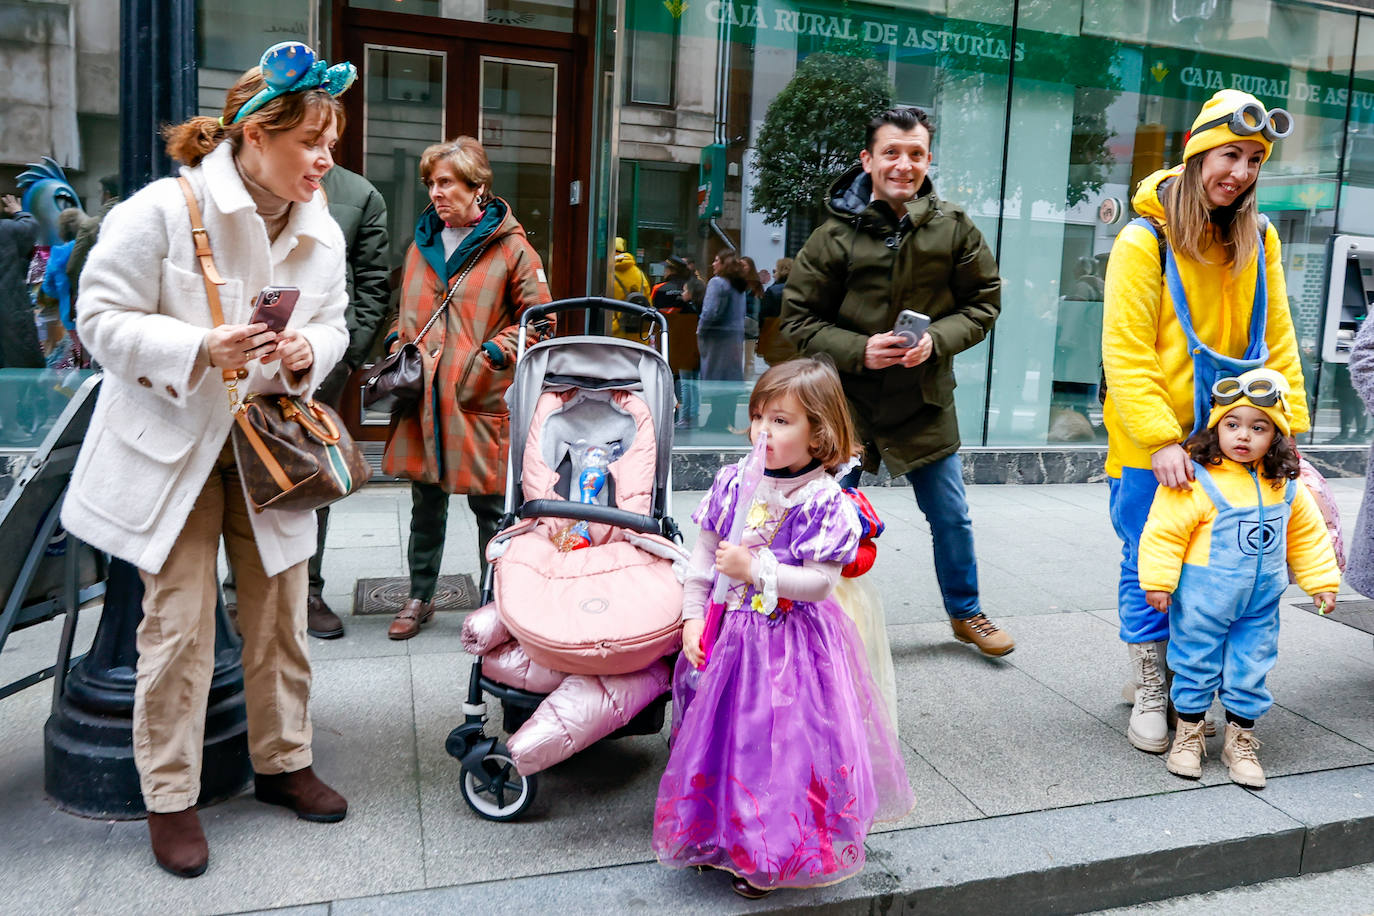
[1205,368,1292,437]
[1183,90,1282,164]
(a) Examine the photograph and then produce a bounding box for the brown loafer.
[306,595,345,640]
[388,598,435,639]
[148,807,208,878]
[254,766,348,822]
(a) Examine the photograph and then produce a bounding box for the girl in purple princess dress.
[652,358,914,899]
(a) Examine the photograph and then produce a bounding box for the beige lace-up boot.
[1125,641,1169,753]
[1166,718,1208,779]
[1220,723,1266,789]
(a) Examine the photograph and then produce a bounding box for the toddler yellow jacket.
[1101,167,1309,477]
[1138,458,1339,596]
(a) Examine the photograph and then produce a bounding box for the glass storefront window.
[348,0,576,33]
[196,0,315,118]
[482,58,559,283]
[362,47,447,270]
[614,0,1015,446]
[992,0,1355,446]
[3,2,117,384]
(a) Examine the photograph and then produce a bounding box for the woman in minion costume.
[1101,90,1310,756]
[1137,369,1338,788]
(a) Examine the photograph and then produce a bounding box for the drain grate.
[1296,598,1374,636]
[352,575,479,615]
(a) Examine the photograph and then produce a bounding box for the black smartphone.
[893,309,931,348]
[248,286,301,333]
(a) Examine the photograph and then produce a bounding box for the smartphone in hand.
[893,309,930,348]
[249,286,301,333]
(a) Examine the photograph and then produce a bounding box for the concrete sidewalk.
[2,478,1373,914]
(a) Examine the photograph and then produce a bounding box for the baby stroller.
[446,297,688,821]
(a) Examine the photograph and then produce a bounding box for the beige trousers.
[134,442,312,812]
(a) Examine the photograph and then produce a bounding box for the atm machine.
[1322,235,1374,363]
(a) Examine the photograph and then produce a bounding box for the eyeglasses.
[1192,101,1294,143]
[1212,375,1284,408]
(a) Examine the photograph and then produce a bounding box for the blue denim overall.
[1165,462,1295,721]
[1112,219,1270,644]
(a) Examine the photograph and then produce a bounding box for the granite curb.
[297,766,1374,916]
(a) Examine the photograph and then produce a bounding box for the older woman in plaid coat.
[382,137,551,639]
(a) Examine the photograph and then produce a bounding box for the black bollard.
[44,557,252,819]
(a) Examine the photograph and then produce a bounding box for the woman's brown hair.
[747,357,859,470]
[741,256,765,299]
[163,66,346,167]
[1163,150,1262,275]
[712,249,748,292]
[1185,421,1299,488]
[419,137,493,193]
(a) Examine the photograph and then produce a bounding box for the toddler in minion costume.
[1101,90,1310,755]
[1137,369,1338,788]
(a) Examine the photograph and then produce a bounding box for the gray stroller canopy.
[504,336,677,504]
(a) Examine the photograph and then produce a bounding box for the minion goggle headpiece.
[1211,374,1284,408]
[1188,101,1294,145]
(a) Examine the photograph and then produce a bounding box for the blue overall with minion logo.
[1166,461,1294,721]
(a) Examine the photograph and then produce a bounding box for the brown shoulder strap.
[177,176,240,388]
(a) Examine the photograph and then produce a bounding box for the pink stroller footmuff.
[493,388,683,675]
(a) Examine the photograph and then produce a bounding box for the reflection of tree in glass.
[750,51,893,226]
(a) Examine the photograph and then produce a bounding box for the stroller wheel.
[460,743,537,821]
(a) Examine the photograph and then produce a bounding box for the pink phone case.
[249,287,300,333]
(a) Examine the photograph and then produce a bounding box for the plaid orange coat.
[382,200,551,494]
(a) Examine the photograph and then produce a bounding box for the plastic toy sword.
[698,428,768,667]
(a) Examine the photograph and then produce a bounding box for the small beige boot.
[1220,723,1266,789]
[1125,641,1169,753]
[1166,719,1208,779]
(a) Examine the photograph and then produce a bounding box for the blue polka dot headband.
[226,42,357,126]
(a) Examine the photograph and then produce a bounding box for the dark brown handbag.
[360,246,487,413]
[178,177,372,513]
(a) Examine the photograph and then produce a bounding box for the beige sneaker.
[1221,723,1266,789]
[1166,719,1208,779]
[950,613,1015,657]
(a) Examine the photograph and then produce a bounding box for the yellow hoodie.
[609,247,651,338]
[1138,458,1338,596]
[1101,167,1309,476]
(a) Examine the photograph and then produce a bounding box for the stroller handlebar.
[520,297,668,336]
[519,499,665,537]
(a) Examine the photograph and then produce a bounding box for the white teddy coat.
[61,142,349,576]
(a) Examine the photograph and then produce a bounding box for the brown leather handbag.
[178,176,371,513]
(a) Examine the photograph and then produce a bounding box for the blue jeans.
[841,453,980,620]
[1107,468,1170,644]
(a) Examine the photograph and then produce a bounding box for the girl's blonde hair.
[748,357,859,470]
[163,66,345,167]
[419,137,493,193]
[1163,151,1261,274]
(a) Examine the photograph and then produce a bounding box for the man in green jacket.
[307,164,391,637]
[780,106,1013,657]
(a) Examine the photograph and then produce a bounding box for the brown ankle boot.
[147,807,208,878]
[254,766,348,822]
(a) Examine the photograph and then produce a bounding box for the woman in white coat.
[60,43,355,878]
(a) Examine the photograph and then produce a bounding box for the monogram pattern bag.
[178,176,371,512]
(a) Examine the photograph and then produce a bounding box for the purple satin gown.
[652,463,914,889]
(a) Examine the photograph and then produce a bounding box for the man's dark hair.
[865,106,935,152]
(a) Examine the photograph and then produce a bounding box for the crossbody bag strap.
[178,176,294,490]
[413,235,497,344]
[177,176,239,390]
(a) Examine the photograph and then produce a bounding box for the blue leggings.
[1108,467,1169,644]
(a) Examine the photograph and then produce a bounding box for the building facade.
[7,0,1374,454]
